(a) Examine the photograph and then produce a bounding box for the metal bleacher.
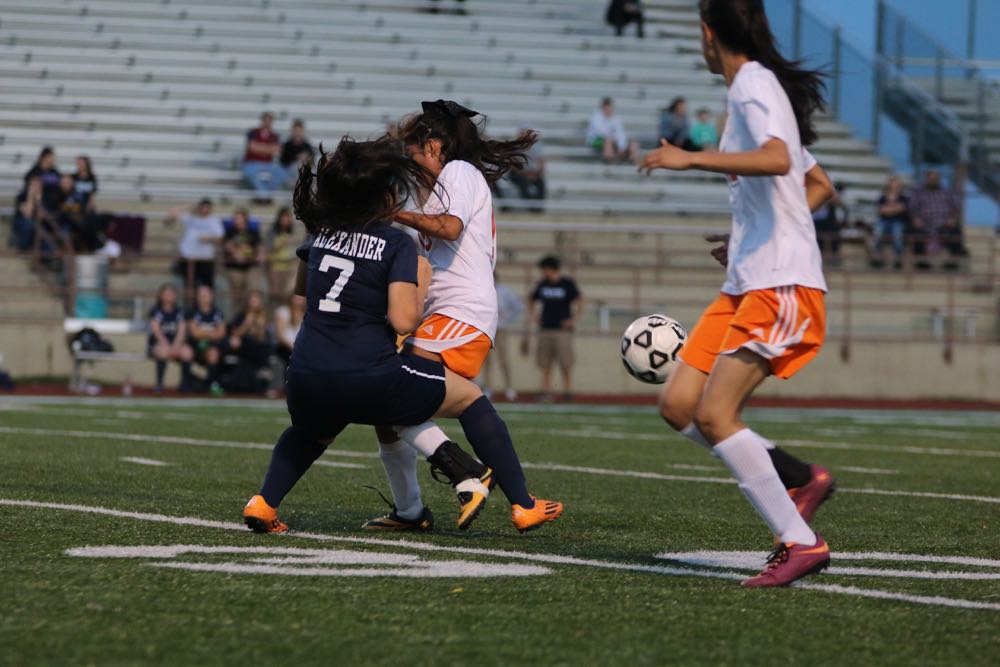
[0,0,893,216]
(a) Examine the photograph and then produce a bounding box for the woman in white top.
[640,0,836,588]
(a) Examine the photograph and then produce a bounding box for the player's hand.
[560,318,574,331]
[706,233,730,268]
[638,139,693,174]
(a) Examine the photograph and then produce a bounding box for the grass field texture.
[1,397,998,666]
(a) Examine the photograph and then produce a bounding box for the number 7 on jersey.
[318,255,355,313]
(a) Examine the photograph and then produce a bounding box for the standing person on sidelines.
[482,271,524,401]
[640,0,836,587]
[243,136,523,533]
[364,100,563,533]
[527,255,582,401]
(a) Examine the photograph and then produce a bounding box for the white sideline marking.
[658,551,1000,580]
[839,466,899,475]
[314,460,367,470]
[120,457,170,467]
[4,499,999,612]
[2,427,999,505]
[66,545,549,578]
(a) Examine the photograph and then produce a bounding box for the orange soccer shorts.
[406,313,493,380]
[679,285,826,380]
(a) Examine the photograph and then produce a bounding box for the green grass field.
[1,397,998,666]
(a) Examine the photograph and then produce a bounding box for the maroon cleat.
[788,464,835,525]
[742,535,831,588]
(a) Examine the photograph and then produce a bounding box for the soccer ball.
[620,314,687,384]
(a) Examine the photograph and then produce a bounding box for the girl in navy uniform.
[147,283,194,394]
[244,136,523,533]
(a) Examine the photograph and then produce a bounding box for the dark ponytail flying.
[699,0,826,146]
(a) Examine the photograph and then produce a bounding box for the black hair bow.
[421,99,480,118]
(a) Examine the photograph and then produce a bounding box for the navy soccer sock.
[458,396,533,508]
[154,360,166,387]
[259,426,329,508]
[768,447,813,489]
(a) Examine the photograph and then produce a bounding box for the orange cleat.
[243,495,288,534]
[510,496,563,533]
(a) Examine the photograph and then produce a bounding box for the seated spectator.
[909,169,968,269]
[689,108,719,150]
[147,283,194,394]
[72,156,98,212]
[509,125,546,210]
[12,175,45,251]
[813,181,848,266]
[586,97,639,163]
[659,97,698,150]
[55,173,105,252]
[266,207,298,305]
[186,284,227,396]
[223,208,264,308]
[279,119,315,187]
[873,176,909,269]
[272,293,305,394]
[166,198,224,294]
[226,290,273,394]
[242,111,285,203]
[23,146,62,212]
[606,0,645,38]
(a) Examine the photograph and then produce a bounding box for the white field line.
[839,466,900,475]
[4,499,999,612]
[120,457,170,467]
[2,426,999,505]
[314,460,367,470]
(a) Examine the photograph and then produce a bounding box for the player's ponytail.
[293,135,433,235]
[398,101,538,184]
[699,0,825,146]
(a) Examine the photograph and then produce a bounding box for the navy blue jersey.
[186,307,225,339]
[148,305,183,345]
[292,223,417,374]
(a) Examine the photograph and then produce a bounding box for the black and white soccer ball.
[620,314,688,384]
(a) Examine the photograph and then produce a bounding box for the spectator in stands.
[508,125,547,210]
[72,156,98,213]
[266,207,298,305]
[23,146,62,212]
[812,181,848,266]
[483,272,523,401]
[527,255,582,401]
[12,175,44,251]
[55,173,103,252]
[272,293,305,395]
[186,284,227,396]
[279,119,315,186]
[910,169,968,269]
[242,111,285,203]
[659,97,698,150]
[223,208,263,309]
[227,289,274,394]
[148,283,194,394]
[426,0,467,15]
[689,107,720,150]
[167,198,225,293]
[586,98,639,163]
[606,0,645,38]
[874,175,910,269]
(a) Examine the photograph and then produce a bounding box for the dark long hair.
[699,0,825,146]
[293,135,432,235]
[397,105,538,184]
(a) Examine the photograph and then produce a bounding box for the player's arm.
[293,260,308,297]
[804,162,834,212]
[395,210,464,242]
[149,316,169,347]
[387,278,424,335]
[640,137,791,176]
[172,319,188,350]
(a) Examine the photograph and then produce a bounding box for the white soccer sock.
[714,428,816,546]
[680,423,712,451]
[396,421,450,458]
[377,439,423,520]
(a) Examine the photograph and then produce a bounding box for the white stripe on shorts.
[401,364,446,382]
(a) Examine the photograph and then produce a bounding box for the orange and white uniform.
[404,159,496,379]
[680,61,827,379]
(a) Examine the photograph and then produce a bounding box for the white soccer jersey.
[418,159,499,341]
[718,61,828,295]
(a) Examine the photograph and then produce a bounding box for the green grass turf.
[1,398,998,666]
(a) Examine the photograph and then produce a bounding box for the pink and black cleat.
[788,464,836,525]
[742,535,831,588]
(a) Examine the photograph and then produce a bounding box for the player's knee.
[658,395,691,432]
[206,348,219,364]
[692,402,728,442]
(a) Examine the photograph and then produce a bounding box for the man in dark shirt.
[527,255,582,399]
[242,111,286,203]
[279,119,315,186]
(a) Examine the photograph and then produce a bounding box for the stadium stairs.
[1,0,998,399]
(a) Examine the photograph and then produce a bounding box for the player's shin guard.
[259,425,329,508]
[458,396,533,508]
